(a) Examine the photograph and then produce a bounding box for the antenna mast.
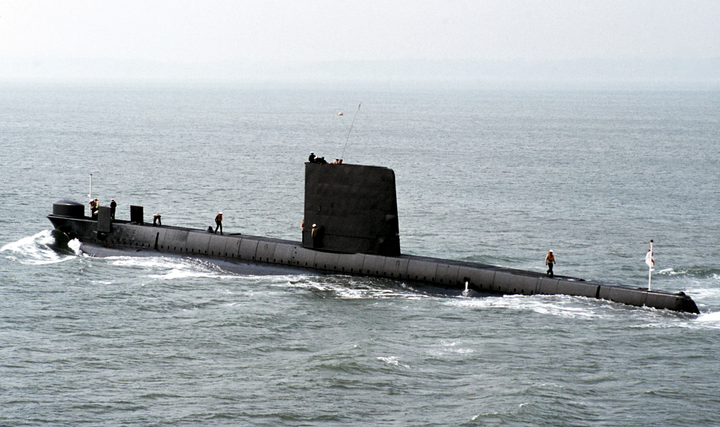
[340,102,362,161]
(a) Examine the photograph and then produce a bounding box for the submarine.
[48,162,700,314]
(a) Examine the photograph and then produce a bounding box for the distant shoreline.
[1,58,719,90]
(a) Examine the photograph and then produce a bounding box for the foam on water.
[689,285,720,301]
[0,230,80,265]
[430,340,475,357]
[108,255,236,281]
[696,311,720,326]
[377,356,411,369]
[446,293,607,319]
[630,314,720,331]
[284,276,425,300]
[659,267,720,279]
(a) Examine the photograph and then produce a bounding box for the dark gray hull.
[48,214,700,314]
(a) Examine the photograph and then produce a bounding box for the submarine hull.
[47,213,700,314]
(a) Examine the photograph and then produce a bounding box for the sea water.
[1,82,719,426]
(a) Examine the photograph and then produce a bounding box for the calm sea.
[1,82,719,426]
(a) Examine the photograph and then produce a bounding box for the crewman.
[153,213,162,226]
[215,212,223,235]
[545,250,556,277]
[311,223,323,248]
[110,199,117,220]
[308,152,316,163]
[90,198,99,219]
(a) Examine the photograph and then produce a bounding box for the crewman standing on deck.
[215,212,223,235]
[545,250,556,277]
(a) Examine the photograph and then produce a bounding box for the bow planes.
[48,162,700,314]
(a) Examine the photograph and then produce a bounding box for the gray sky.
[2,0,719,82]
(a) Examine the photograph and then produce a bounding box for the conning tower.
[302,163,400,256]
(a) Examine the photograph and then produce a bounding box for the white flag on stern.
[645,240,654,290]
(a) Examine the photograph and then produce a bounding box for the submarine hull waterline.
[47,213,700,314]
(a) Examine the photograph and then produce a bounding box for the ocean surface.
[1,82,719,426]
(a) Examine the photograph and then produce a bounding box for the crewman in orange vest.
[214,212,223,235]
[545,250,555,277]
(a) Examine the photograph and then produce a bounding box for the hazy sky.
[3,0,719,63]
